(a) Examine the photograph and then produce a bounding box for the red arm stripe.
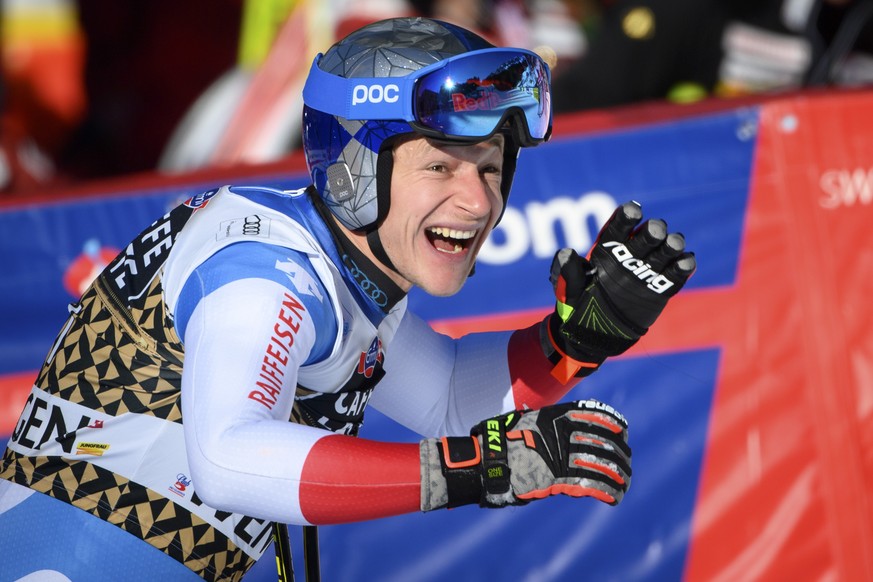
[508,322,575,410]
[299,435,421,525]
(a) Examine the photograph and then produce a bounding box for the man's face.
[379,134,505,296]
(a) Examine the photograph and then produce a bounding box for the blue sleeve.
[174,242,337,365]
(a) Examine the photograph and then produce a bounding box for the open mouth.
[426,226,477,254]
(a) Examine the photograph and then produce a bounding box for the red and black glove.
[542,201,696,383]
[420,400,631,510]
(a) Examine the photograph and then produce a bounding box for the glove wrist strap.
[540,315,603,383]
[476,417,513,504]
[437,436,484,508]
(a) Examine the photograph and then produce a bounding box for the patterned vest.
[1,186,404,580]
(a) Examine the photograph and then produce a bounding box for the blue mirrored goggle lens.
[412,50,551,142]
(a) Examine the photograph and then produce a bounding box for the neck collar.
[309,187,406,313]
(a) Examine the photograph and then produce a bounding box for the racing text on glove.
[542,201,696,383]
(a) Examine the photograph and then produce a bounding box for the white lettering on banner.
[352,84,400,105]
[479,192,617,265]
[820,168,873,209]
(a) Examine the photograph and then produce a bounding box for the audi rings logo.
[218,215,271,241]
[343,255,388,307]
[242,215,262,236]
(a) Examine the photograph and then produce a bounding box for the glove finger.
[563,477,627,505]
[514,477,625,505]
[549,248,574,289]
[570,455,631,500]
[646,231,686,271]
[625,218,667,258]
[563,404,631,459]
[550,248,594,304]
[565,400,628,434]
[591,201,643,249]
[662,252,697,287]
[569,451,631,494]
[583,477,628,505]
[571,430,632,475]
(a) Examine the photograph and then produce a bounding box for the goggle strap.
[302,55,416,121]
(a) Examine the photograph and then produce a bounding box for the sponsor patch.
[184,188,219,209]
[217,214,272,240]
[169,473,192,497]
[75,442,110,456]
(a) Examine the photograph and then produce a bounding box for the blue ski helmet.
[302,17,553,232]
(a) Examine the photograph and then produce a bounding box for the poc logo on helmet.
[602,241,675,294]
[352,83,400,105]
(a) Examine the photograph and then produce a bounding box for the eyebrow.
[483,135,505,156]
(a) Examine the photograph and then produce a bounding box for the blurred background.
[4,0,872,196]
[1,1,872,581]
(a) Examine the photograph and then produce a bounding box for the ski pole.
[273,522,294,582]
[302,525,321,582]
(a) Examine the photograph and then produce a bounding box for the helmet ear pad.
[303,105,413,232]
[319,136,399,234]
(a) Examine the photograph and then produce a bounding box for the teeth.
[428,227,476,240]
[436,244,463,254]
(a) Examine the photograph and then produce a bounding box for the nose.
[452,166,501,220]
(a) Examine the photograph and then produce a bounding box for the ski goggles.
[302,47,552,146]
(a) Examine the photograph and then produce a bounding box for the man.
[0,17,694,581]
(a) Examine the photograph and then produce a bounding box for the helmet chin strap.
[367,144,402,276]
[365,229,399,274]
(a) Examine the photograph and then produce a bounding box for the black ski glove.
[420,400,631,510]
[542,201,696,382]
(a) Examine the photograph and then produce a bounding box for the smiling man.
[0,17,695,582]
[370,134,505,295]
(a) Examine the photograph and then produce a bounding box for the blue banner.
[1,105,757,581]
